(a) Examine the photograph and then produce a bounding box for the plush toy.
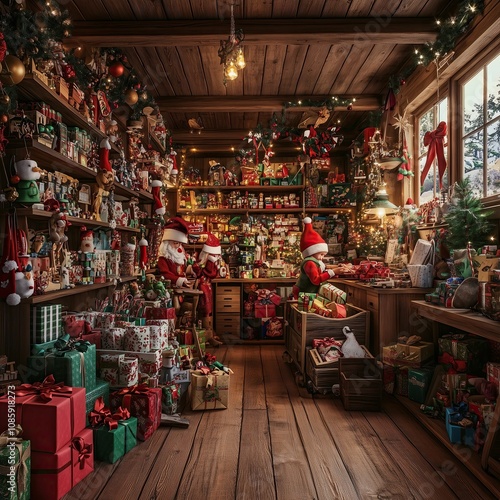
[92,137,115,221]
[341,326,365,358]
[14,159,41,203]
[80,227,94,253]
[49,211,69,271]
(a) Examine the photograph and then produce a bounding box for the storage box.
[382,342,434,368]
[438,335,488,375]
[339,354,382,411]
[190,369,229,410]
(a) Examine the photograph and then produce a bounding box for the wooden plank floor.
[65,345,498,500]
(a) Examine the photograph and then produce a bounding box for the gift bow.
[71,436,93,469]
[54,334,91,354]
[115,384,150,411]
[438,352,467,373]
[16,374,71,402]
[89,396,112,427]
[0,426,30,496]
[420,121,447,189]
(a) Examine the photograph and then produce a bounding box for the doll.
[292,217,338,299]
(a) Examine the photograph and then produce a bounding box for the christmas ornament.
[0,55,26,86]
[0,32,6,64]
[0,95,10,106]
[1,114,8,123]
[108,61,125,78]
[124,89,138,106]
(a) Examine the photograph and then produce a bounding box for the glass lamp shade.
[365,189,398,215]
[225,60,238,80]
[236,47,246,69]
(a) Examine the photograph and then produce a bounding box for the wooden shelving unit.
[411,300,500,493]
[178,208,303,215]
[179,184,304,192]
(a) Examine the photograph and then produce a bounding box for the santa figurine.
[157,217,193,288]
[151,179,166,216]
[292,217,339,299]
[92,137,115,221]
[192,233,223,346]
[80,227,94,253]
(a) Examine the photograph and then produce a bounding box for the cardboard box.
[190,369,229,410]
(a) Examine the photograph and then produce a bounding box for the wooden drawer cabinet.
[216,285,240,296]
[215,295,240,313]
[346,285,367,309]
[216,313,240,336]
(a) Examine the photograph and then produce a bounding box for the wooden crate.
[306,345,372,390]
[286,303,369,379]
[339,354,382,411]
[382,341,434,368]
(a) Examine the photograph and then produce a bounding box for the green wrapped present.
[30,304,62,344]
[408,367,434,404]
[29,336,97,391]
[0,426,31,500]
[438,335,488,375]
[86,379,110,421]
[90,398,137,462]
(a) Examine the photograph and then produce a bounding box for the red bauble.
[400,79,406,86]
[347,104,353,111]
[10,175,20,184]
[108,62,125,78]
[0,114,8,123]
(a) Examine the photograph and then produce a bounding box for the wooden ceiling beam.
[71,18,437,47]
[158,95,381,113]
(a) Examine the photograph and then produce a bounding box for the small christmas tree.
[444,178,493,250]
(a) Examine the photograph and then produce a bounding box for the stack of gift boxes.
[297,282,348,319]
[0,303,198,498]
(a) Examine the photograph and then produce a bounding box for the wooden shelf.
[28,276,138,304]
[16,207,141,233]
[412,300,499,341]
[305,207,355,213]
[8,139,153,202]
[178,208,302,215]
[179,184,304,192]
[395,395,500,498]
[18,73,106,141]
[213,278,296,284]
[148,133,166,155]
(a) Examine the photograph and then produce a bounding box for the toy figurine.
[92,137,115,221]
[14,159,42,204]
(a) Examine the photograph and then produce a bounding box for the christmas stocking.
[0,211,20,305]
[151,180,165,215]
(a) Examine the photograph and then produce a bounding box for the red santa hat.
[202,233,221,255]
[0,212,21,306]
[99,137,112,172]
[300,217,328,258]
[162,217,189,244]
[80,226,94,251]
[151,180,165,215]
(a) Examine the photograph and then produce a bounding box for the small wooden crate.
[382,341,434,368]
[340,354,382,411]
[54,76,69,101]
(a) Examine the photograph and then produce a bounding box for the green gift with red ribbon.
[89,396,137,463]
[109,385,161,441]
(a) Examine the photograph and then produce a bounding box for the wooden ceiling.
[63,0,454,157]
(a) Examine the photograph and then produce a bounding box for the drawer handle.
[348,292,353,297]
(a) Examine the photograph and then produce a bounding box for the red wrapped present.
[146,307,176,320]
[31,427,93,500]
[109,385,161,441]
[0,375,86,453]
[81,330,102,349]
[254,303,276,318]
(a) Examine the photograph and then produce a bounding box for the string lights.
[218,4,246,85]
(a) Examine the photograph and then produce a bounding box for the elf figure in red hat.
[157,217,193,288]
[292,217,338,299]
[192,232,223,346]
[92,137,115,221]
[151,179,166,216]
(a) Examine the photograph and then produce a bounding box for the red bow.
[16,375,71,402]
[71,437,92,469]
[115,384,150,411]
[420,121,447,189]
[89,396,111,427]
[438,352,467,373]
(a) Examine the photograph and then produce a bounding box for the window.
[462,51,500,198]
[417,97,448,204]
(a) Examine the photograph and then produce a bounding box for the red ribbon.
[438,352,467,373]
[115,384,150,411]
[16,375,71,402]
[420,121,447,189]
[71,437,92,470]
[89,396,111,428]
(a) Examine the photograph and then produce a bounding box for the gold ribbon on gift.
[0,426,30,497]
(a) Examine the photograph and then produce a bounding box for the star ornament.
[393,111,410,137]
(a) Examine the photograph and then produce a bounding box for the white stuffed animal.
[341,326,365,358]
